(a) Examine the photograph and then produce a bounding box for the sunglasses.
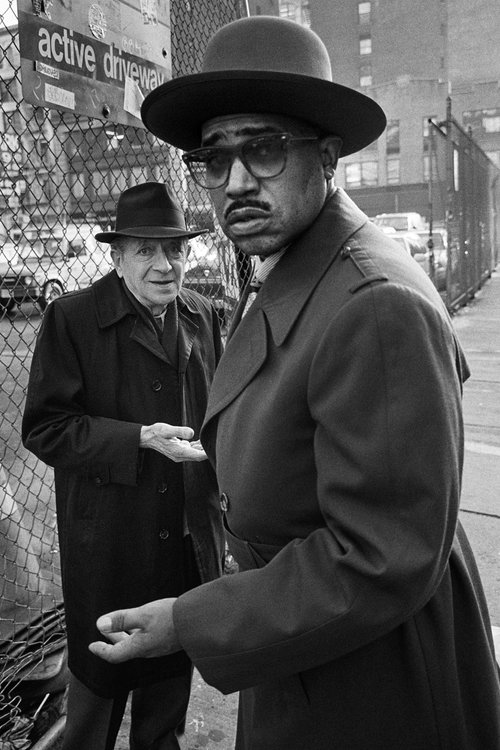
[182,133,320,190]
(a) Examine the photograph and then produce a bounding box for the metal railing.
[428,98,500,311]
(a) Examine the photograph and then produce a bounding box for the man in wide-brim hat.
[91,17,500,750]
[23,182,225,750]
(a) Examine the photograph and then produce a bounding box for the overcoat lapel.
[94,273,202,370]
[130,316,169,362]
[204,307,268,421]
[177,311,199,375]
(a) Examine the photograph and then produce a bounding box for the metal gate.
[428,97,500,312]
[0,1,241,744]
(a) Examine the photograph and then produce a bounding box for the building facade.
[248,0,500,220]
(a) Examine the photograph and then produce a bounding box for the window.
[386,157,400,185]
[423,116,437,154]
[345,160,378,188]
[359,35,372,55]
[279,1,311,26]
[386,120,400,155]
[422,116,437,139]
[358,2,371,23]
[463,108,500,135]
[453,148,460,192]
[483,115,500,133]
[359,63,372,87]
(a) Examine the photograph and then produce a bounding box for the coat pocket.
[223,516,282,571]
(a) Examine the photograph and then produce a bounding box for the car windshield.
[376,217,409,230]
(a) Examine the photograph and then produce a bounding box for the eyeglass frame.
[181,132,321,190]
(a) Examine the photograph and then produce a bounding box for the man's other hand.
[89,598,180,663]
[140,423,207,462]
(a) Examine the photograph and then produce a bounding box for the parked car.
[0,241,41,313]
[184,235,238,325]
[374,212,427,232]
[0,224,112,313]
[415,229,448,291]
[389,231,431,275]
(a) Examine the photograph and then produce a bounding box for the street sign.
[17,0,171,127]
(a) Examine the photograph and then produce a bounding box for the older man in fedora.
[90,18,500,750]
[22,182,225,750]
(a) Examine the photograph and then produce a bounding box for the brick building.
[249,0,500,221]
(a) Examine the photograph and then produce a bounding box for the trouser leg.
[129,666,193,750]
[61,672,128,750]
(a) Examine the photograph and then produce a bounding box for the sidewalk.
[451,268,500,657]
[86,271,500,750]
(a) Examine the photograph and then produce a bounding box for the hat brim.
[95,226,208,243]
[141,70,386,156]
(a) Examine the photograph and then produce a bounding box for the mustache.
[224,199,271,220]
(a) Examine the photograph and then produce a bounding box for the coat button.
[220,492,229,512]
[95,476,103,485]
[152,380,162,391]
[159,528,170,540]
[157,482,168,494]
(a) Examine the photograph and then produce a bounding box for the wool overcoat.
[22,271,224,697]
[173,189,500,749]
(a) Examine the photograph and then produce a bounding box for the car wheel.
[42,280,64,307]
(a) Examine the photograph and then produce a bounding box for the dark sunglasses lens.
[185,150,231,188]
[244,136,286,178]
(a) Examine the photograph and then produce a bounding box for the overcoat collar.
[91,271,200,371]
[203,188,368,426]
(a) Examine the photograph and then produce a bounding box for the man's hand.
[88,598,180,663]
[140,423,207,462]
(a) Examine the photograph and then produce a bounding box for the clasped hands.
[89,598,179,663]
[140,422,207,462]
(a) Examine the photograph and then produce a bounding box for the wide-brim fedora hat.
[95,182,206,243]
[141,16,386,157]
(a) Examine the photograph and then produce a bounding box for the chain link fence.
[428,99,500,312]
[1,2,499,745]
[0,1,242,745]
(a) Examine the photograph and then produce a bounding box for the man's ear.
[319,136,343,175]
[110,248,123,277]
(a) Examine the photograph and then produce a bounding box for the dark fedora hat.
[141,16,386,157]
[95,182,206,243]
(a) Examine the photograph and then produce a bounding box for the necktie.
[241,248,287,318]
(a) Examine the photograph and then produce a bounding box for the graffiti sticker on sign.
[17,0,170,127]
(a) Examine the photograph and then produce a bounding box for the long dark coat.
[172,189,500,749]
[22,271,224,697]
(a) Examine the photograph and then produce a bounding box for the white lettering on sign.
[45,82,75,110]
[103,46,165,89]
[35,61,60,79]
[38,27,97,73]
